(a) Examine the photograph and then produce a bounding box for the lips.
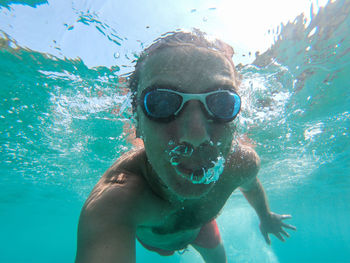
[174,161,215,183]
[176,162,213,175]
[166,142,223,184]
[171,153,216,175]
[176,164,193,175]
[171,153,226,185]
[175,165,204,181]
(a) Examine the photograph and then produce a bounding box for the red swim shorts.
[137,219,221,256]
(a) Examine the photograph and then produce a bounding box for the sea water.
[0,0,349,262]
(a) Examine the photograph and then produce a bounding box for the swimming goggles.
[140,87,241,122]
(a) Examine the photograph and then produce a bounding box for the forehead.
[137,46,237,93]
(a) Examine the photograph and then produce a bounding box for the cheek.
[139,115,177,148]
[212,123,235,150]
[139,118,179,174]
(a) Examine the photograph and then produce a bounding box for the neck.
[144,158,188,207]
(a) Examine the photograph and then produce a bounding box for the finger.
[281,214,292,220]
[281,229,290,238]
[274,232,285,242]
[264,233,271,245]
[282,223,297,231]
[261,229,271,245]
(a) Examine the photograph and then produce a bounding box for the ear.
[134,112,141,138]
[136,124,141,138]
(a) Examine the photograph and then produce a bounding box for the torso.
[94,143,257,251]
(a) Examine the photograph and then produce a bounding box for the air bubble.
[190,156,225,185]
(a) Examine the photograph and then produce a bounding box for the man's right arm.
[75,173,148,263]
[75,204,136,263]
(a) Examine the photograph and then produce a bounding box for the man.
[75,30,296,263]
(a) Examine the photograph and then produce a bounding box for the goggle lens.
[141,89,240,122]
[206,92,240,120]
[144,90,182,118]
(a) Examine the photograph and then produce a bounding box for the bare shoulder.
[226,142,261,183]
[76,149,152,263]
[237,143,260,172]
[80,148,160,227]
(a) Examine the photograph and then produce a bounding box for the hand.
[259,212,296,245]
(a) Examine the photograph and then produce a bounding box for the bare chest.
[135,204,219,250]
[135,181,236,250]
[134,153,253,250]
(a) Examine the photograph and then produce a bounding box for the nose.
[178,101,210,148]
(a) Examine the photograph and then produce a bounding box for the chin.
[166,175,215,200]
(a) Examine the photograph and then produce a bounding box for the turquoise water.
[1,0,349,262]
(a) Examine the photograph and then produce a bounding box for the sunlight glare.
[213,0,329,64]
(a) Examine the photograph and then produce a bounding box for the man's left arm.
[240,176,297,245]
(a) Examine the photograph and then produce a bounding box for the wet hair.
[128,29,238,114]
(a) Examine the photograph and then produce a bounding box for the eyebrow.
[145,82,236,93]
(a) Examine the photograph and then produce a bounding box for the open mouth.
[173,156,225,185]
[176,163,206,176]
[174,165,206,183]
[166,142,226,184]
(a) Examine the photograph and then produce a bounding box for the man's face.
[136,46,238,199]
